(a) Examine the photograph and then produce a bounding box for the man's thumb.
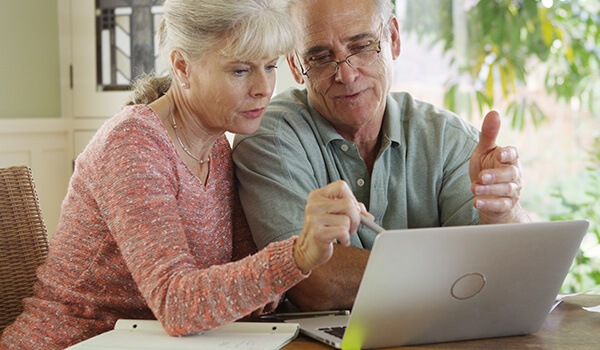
[477,110,501,151]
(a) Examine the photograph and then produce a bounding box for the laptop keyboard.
[319,326,346,339]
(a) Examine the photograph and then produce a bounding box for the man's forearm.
[286,244,370,311]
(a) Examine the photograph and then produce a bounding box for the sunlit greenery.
[531,136,600,292]
[402,0,600,128]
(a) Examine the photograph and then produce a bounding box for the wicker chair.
[0,166,49,334]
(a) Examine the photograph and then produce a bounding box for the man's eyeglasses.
[296,26,383,81]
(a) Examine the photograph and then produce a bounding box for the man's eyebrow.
[304,45,331,58]
[302,32,378,58]
[348,32,377,42]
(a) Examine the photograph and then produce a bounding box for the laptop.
[286,220,589,349]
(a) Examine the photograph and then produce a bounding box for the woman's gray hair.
[127,0,295,105]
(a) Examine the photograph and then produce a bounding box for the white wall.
[0,1,61,119]
[0,120,71,236]
[0,1,67,236]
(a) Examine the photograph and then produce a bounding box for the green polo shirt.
[233,88,480,250]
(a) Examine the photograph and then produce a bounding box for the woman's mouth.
[242,107,265,119]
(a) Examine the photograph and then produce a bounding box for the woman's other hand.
[293,180,371,274]
[241,299,279,320]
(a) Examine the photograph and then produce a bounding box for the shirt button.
[340,144,349,152]
[357,179,365,187]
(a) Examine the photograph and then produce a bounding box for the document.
[66,319,300,350]
[583,305,600,313]
[552,291,600,314]
[551,292,587,312]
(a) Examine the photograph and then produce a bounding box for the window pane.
[96,0,164,91]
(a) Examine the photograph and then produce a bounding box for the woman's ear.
[170,49,190,88]
[286,53,305,85]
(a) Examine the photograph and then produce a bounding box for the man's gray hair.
[287,0,395,37]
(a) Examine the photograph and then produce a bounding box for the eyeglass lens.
[305,50,380,80]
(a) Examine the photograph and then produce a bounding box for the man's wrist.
[479,203,531,224]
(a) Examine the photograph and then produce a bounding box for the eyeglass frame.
[295,24,384,80]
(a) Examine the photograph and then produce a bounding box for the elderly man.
[233,0,530,311]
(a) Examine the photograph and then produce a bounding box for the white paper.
[550,291,587,312]
[66,320,299,350]
[582,305,600,313]
[551,291,600,314]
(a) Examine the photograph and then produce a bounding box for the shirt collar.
[307,94,403,149]
[382,94,402,148]
[306,97,345,146]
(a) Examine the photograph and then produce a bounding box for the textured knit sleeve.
[231,187,258,262]
[89,117,306,336]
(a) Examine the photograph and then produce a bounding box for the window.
[95,0,166,91]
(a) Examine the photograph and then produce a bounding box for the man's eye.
[351,41,374,52]
[309,54,331,64]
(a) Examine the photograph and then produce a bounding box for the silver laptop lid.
[342,220,589,349]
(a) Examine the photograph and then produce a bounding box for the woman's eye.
[233,69,249,76]
[265,65,278,72]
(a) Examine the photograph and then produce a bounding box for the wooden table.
[282,294,600,350]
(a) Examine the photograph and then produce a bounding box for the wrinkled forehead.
[290,0,380,55]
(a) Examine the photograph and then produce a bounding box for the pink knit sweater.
[0,105,307,350]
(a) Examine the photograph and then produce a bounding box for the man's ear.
[286,53,306,85]
[170,49,190,87]
[388,16,401,60]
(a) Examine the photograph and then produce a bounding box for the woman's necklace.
[166,92,210,165]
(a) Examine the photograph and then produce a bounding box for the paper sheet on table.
[66,319,299,350]
[552,290,600,313]
[582,305,600,313]
[551,292,587,312]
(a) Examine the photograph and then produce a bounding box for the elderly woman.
[0,0,368,349]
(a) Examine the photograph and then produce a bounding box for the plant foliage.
[551,136,600,292]
[401,0,600,129]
